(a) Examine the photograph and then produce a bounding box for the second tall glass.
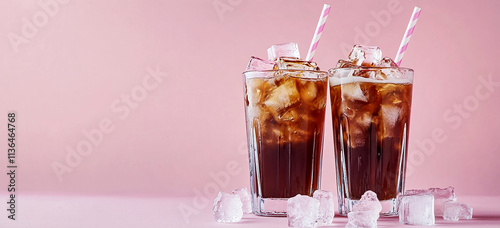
[329,67,414,216]
[243,69,328,216]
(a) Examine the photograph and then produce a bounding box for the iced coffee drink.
[243,43,328,216]
[330,45,414,216]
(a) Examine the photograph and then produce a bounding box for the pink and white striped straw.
[305,4,331,61]
[394,6,422,66]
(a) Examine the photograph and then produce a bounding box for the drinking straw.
[394,7,422,66]
[305,4,331,61]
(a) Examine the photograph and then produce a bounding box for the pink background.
[0,0,499,223]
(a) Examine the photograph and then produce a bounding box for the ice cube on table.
[313,190,335,225]
[287,194,320,228]
[246,56,276,71]
[267,42,301,61]
[276,57,319,71]
[348,45,382,67]
[443,201,473,221]
[263,78,300,120]
[346,211,379,228]
[232,187,252,214]
[213,191,243,223]
[405,186,456,216]
[346,191,382,228]
[399,194,435,226]
[353,190,383,214]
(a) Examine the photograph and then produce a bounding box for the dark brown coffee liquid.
[251,119,324,198]
[245,76,327,199]
[330,81,412,200]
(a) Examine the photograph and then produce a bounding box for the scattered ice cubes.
[399,194,435,226]
[213,191,243,223]
[287,194,320,228]
[267,42,301,61]
[346,190,382,228]
[405,186,456,216]
[443,201,473,221]
[341,82,368,102]
[346,211,378,228]
[313,190,335,225]
[246,56,276,71]
[275,57,319,70]
[353,190,383,213]
[232,187,252,214]
[348,45,382,67]
[263,78,300,120]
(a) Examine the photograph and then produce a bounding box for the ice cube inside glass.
[329,65,414,216]
[243,69,328,216]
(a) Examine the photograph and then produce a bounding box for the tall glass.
[243,69,328,216]
[329,67,413,216]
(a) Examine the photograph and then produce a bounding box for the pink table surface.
[0,195,498,227]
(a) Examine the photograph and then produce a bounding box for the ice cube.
[337,59,358,68]
[353,190,383,213]
[263,78,300,120]
[213,191,243,223]
[405,187,456,216]
[377,57,398,68]
[358,112,372,129]
[267,42,301,61]
[352,69,376,79]
[298,81,325,110]
[341,82,368,102]
[232,187,252,214]
[346,191,382,228]
[287,194,320,228]
[313,190,335,225]
[245,78,265,105]
[399,194,435,226]
[348,45,382,67]
[246,56,276,71]
[375,57,401,80]
[443,201,473,221]
[312,96,326,110]
[380,105,401,138]
[279,109,298,122]
[346,211,378,228]
[276,57,319,71]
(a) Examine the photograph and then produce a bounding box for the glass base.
[339,198,399,217]
[252,197,288,217]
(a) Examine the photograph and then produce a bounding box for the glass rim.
[243,69,328,74]
[330,67,413,72]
